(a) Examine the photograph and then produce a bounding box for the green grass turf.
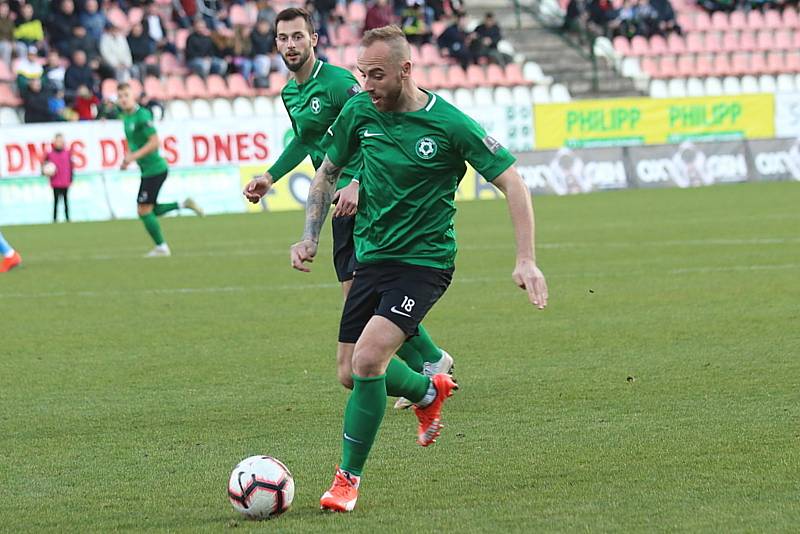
[1,182,799,533]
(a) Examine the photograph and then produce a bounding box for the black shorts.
[338,262,453,343]
[137,171,168,205]
[331,215,356,282]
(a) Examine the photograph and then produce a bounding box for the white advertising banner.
[774,93,800,139]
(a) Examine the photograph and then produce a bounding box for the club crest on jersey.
[310,97,321,114]
[415,137,438,159]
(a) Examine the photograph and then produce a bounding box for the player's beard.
[373,77,403,111]
[283,48,311,73]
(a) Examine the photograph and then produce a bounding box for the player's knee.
[338,369,354,390]
[137,204,153,216]
[351,346,385,377]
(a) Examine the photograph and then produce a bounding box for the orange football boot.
[320,467,360,512]
[413,373,458,446]
[0,251,22,273]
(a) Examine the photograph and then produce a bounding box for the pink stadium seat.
[774,29,792,50]
[731,52,751,75]
[630,35,649,56]
[686,33,704,54]
[747,10,765,29]
[677,55,695,77]
[722,31,740,51]
[694,12,711,31]
[420,44,440,66]
[792,29,800,49]
[101,78,118,99]
[648,35,667,55]
[640,57,658,77]
[342,45,359,67]
[227,74,254,97]
[765,9,783,29]
[705,32,723,54]
[335,24,360,46]
[175,29,190,51]
[783,9,800,29]
[431,21,447,37]
[766,51,787,74]
[409,45,421,65]
[229,4,250,26]
[427,65,447,89]
[185,75,207,98]
[739,30,757,51]
[505,63,526,85]
[166,76,188,99]
[711,11,729,31]
[267,73,286,96]
[613,36,631,55]
[667,33,685,54]
[206,75,231,98]
[0,83,21,106]
[347,2,367,23]
[751,53,767,75]
[0,61,12,81]
[677,14,695,32]
[412,65,429,87]
[729,11,747,30]
[466,65,487,86]
[756,31,774,52]
[712,53,733,76]
[695,54,714,77]
[144,76,166,100]
[128,7,144,25]
[657,55,678,78]
[787,51,800,72]
[447,65,471,88]
[486,64,508,86]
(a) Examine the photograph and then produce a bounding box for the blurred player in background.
[0,231,22,272]
[290,25,548,512]
[43,133,74,223]
[116,82,204,257]
[243,8,453,402]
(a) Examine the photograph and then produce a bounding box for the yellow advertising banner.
[534,94,775,149]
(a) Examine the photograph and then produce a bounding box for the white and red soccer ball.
[228,456,295,519]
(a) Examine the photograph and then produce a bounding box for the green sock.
[340,374,386,476]
[154,202,179,216]
[384,358,430,403]
[396,342,424,372]
[404,324,443,365]
[140,212,164,245]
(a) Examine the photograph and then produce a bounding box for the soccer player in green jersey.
[290,25,549,512]
[117,83,203,257]
[243,8,452,401]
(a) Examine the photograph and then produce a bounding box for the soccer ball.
[42,161,57,177]
[227,455,295,520]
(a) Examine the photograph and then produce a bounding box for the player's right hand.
[243,173,273,203]
[290,239,318,272]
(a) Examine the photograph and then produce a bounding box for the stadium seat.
[253,95,273,115]
[695,54,713,77]
[505,63,527,86]
[640,57,658,77]
[206,75,231,98]
[101,78,118,99]
[776,73,796,92]
[427,65,447,89]
[788,52,800,72]
[747,10,765,29]
[750,53,767,75]
[342,45,359,68]
[649,35,667,56]
[229,4,250,26]
[347,2,367,23]
[454,88,474,107]
[783,8,800,29]
[740,75,759,93]
[144,76,166,101]
[420,44,439,66]
[518,85,538,105]
[335,24,360,46]
[711,11,729,31]
[550,83,570,102]
[667,78,687,97]
[677,55,695,78]
[667,33,685,55]
[160,53,185,75]
[774,30,792,51]
[473,87,493,106]
[227,74,254,97]
[686,33,704,54]
[0,106,20,125]
[445,66,469,89]
[412,65,429,87]
[613,36,631,56]
[758,74,777,93]
[731,52,751,76]
[677,14,695,32]
[212,98,233,117]
[175,29,190,51]
[704,77,723,96]
[266,73,286,96]
[621,57,642,78]
[431,21,447,38]
[767,51,786,74]
[657,56,678,79]
[705,32,723,54]
[713,54,733,77]
[485,64,507,86]
[522,61,546,84]
[686,77,705,97]
[185,75,207,99]
[630,35,649,56]
[493,86,513,105]
[722,76,742,95]
[190,99,212,119]
[232,97,255,117]
[166,76,188,99]
[729,11,747,30]
[0,61,12,82]
[739,31,757,52]
[765,9,783,29]
[593,36,615,63]
[649,79,668,98]
[694,12,712,31]
[436,88,454,103]
[531,85,551,104]
[166,99,191,120]
[466,65,487,87]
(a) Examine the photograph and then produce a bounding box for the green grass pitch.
[1,182,798,532]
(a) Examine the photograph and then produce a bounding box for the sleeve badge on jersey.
[483,135,503,154]
[347,84,362,97]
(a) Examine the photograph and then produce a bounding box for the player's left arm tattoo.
[303,156,343,242]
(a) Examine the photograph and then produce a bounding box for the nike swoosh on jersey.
[343,433,364,444]
[389,306,412,318]
[327,127,334,136]
[363,131,385,138]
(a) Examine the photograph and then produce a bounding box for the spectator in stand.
[471,12,511,66]
[44,49,66,92]
[48,89,70,120]
[232,24,255,82]
[304,1,330,48]
[15,45,43,92]
[47,0,80,56]
[0,2,19,67]
[100,23,133,81]
[13,3,45,53]
[186,17,227,78]
[64,49,97,98]
[210,25,234,71]
[65,23,100,65]
[73,84,100,120]
[43,133,74,223]
[172,0,198,28]
[256,0,277,27]
[437,12,473,70]
[197,0,223,29]
[143,3,177,55]
[364,0,396,34]
[80,0,107,43]
[401,0,432,45]
[24,77,60,123]
[250,18,276,86]
[587,0,619,37]
[650,0,682,35]
[128,22,158,80]
[311,0,337,32]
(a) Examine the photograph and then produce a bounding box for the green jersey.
[268,60,363,190]
[324,90,516,270]
[122,106,168,177]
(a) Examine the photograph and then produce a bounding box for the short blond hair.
[361,25,410,62]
